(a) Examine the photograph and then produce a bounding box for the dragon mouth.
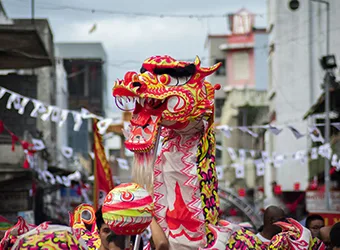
[116,95,167,153]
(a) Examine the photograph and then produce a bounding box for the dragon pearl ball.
[102,183,154,235]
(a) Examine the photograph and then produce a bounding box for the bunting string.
[215,143,340,180]
[0,86,121,134]
[1,85,339,137]
[216,123,340,142]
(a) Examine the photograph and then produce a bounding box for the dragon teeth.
[140,98,145,107]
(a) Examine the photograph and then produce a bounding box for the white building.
[265,0,340,196]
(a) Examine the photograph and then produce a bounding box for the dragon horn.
[197,61,222,77]
[194,55,201,67]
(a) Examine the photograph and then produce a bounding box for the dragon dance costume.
[0,56,326,250]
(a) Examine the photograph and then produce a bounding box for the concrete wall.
[254,33,269,90]
[266,0,340,192]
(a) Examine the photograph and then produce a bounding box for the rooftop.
[0,19,53,69]
[55,42,107,60]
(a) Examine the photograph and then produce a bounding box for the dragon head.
[112,55,221,152]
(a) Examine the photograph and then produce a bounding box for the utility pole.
[31,0,35,24]
[317,0,331,211]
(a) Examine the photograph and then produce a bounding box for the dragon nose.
[132,82,142,90]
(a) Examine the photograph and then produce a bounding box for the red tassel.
[330,167,336,175]
[0,120,4,134]
[238,188,246,197]
[11,134,19,151]
[274,184,282,195]
[21,141,29,150]
[23,158,30,169]
[76,185,82,196]
[32,180,37,196]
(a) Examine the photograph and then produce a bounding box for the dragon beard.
[125,102,163,192]
[132,151,156,193]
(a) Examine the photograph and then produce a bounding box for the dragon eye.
[157,74,170,84]
[167,76,189,86]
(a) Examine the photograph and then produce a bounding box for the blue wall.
[254,33,269,90]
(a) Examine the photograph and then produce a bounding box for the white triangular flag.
[81,107,96,119]
[216,165,224,180]
[62,176,71,187]
[117,158,129,170]
[215,145,224,151]
[268,125,283,135]
[217,125,233,138]
[6,92,19,110]
[18,97,30,115]
[58,110,69,127]
[261,151,271,163]
[311,147,318,160]
[318,144,332,159]
[239,149,246,162]
[68,171,81,181]
[32,138,45,151]
[56,175,63,185]
[0,87,6,99]
[250,150,256,158]
[235,164,245,179]
[72,111,83,131]
[44,170,56,185]
[40,106,53,121]
[273,154,285,168]
[97,118,113,135]
[227,147,237,161]
[254,159,265,176]
[61,146,73,159]
[30,100,46,117]
[51,107,61,123]
[40,170,48,183]
[331,154,339,169]
[309,126,325,143]
[293,150,307,165]
[288,126,304,139]
[239,127,258,138]
[89,152,95,160]
[332,123,340,131]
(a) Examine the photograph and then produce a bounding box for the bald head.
[264,206,285,226]
[320,226,332,246]
[259,206,285,240]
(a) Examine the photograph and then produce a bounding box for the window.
[64,61,85,97]
[89,64,102,98]
[214,59,226,76]
[215,98,225,118]
[232,52,249,80]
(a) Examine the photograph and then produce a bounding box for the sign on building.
[306,191,340,212]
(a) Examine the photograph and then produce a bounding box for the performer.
[113,55,221,249]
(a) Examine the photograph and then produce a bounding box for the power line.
[7,0,265,19]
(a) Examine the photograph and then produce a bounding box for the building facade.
[265,0,340,200]
[55,43,108,156]
[0,3,58,223]
[206,9,269,176]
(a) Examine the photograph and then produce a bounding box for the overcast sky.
[3,0,266,114]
